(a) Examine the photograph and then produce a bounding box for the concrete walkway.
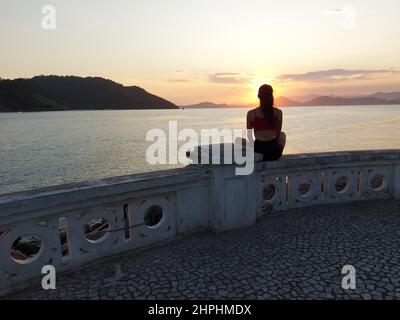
[7,200,400,300]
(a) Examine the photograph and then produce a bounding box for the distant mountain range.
[276,93,400,107]
[369,92,400,100]
[0,76,178,112]
[2,76,400,112]
[182,92,400,109]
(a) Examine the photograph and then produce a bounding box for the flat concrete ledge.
[3,149,399,199]
[0,166,210,224]
[0,166,209,200]
[2,149,400,222]
[256,149,400,171]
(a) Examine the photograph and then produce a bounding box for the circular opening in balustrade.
[11,234,43,264]
[299,181,312,197]
[84,218,110,243]
[335,176,349,193]
[144,205,164,228]
[370,174,385,191]
[263,184,276,201]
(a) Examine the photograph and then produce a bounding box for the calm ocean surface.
[1,105,400,195]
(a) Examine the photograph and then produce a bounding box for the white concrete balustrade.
[0,149,400,296]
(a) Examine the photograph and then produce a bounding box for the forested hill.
[0,76,178,112]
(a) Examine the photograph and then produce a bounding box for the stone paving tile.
[6,200,400,300]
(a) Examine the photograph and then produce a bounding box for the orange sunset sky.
[1,0,400,105]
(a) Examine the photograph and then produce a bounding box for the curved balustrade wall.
[0,149,399,295]
[256,150,400,216]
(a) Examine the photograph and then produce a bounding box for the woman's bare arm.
[246,110,255,144]
[247,110,253,130]
[276,109,283,135]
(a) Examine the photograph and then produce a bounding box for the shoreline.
[2,104,400,113]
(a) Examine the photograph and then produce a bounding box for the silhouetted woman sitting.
[247,84,286,161]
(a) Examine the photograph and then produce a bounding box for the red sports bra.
[252,112,277,133]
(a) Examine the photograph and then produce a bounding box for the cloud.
[208,72,253,84]
[165,79,191,83]
[277,69,397,83]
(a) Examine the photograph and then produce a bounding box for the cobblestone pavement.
[7,200,400,300]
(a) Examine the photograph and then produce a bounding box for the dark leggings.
[254,138,284,161]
